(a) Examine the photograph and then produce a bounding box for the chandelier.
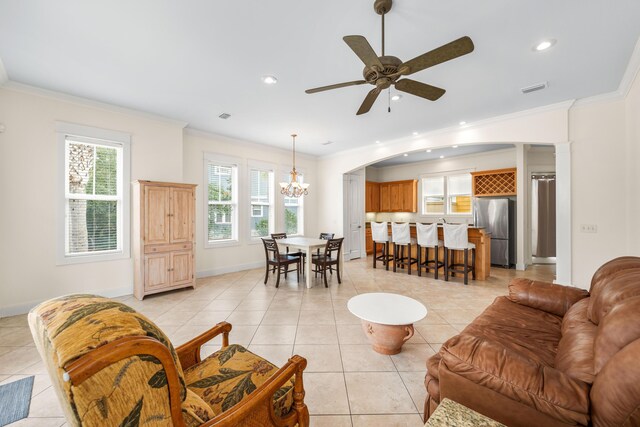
[280,134,310,198]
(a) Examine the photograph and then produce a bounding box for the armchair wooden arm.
[64,335,187,427]
[204,355,309,427]
[176,321,233,369]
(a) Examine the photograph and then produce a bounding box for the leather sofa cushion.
[594,295,640,374]
[588,269,640,325]
[590,339,640,427]
[508,278,589,317]
[440,334,590,426]
[460,296,562,367]
[587,257,640,320]
[589,256,640,296]
[555,298,596,384]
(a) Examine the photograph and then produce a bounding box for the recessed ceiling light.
[439,155,445,159]
[218,113,231,120]
[534,39,556,51]
[452,145,459,148]
[412,131,419,136]
[459,121,466,125]
[403,153,409,157]
[391,94,402,101]
[261,75,278,84]
[426,149,432,153]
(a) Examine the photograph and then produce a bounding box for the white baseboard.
[516,263,527,271]
[196,261,264,278]
[0,285,133,318]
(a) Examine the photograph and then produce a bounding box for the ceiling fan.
[305,0,474,115]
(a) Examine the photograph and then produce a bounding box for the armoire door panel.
[145,186,170,245]
[145,253,170,289]
[171,250,193,286]
[170,188,193,243]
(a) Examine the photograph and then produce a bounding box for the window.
[447,173,472,214]
[283,173,304,235]
[421,172,472,216]
[206,158,238,244]
[422,176,445,214]
[249,167,274,238]
[58,122,130,264]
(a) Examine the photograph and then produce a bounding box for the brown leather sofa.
[424,256,640,427]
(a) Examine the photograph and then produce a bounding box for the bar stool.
[416,223,445,279]
[443,223,476,285]
[371,222,392,270]
[391,222,418,275]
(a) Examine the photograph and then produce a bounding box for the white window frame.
[56,122,131,265]
[281,168,305,236]
[248,160,275,243]
[204,153,240,248]
[419,169,474,218]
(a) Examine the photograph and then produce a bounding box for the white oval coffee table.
[347,293,427,355]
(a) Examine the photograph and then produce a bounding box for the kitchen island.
[365,223,491,280]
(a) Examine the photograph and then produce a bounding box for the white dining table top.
[347,293,427,325]
[277,237,327,246]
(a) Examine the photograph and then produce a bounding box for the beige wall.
[0,85,185,315]
[182,130,318,277]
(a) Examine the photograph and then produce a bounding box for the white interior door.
[345,173,363,260]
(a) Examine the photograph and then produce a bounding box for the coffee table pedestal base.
[361,320,415,355]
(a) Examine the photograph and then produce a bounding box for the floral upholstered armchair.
[28,294,309,426]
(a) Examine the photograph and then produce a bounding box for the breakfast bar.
[365,223,492,280]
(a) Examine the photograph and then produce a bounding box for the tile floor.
[0,258,554,426]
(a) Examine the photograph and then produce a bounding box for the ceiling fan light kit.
[305,0,474,115]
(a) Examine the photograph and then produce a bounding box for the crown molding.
[184,127,318,162]
[1,81,189,128]
[574,35,640,107]
[320,100,575,161]
[0,57,8,86]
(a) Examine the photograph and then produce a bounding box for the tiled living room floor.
[0,258,555,426]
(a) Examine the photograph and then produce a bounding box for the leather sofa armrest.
[440,334,590,426]
[508,278,589,317]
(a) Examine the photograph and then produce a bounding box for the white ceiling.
[373,144,514,167]
[1,1,639,156]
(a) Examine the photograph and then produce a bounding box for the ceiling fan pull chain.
[388,88,391,113]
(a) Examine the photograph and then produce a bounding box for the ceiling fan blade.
[343,35,384,69]
[356,88,381,115]
[401,36,474,76]
[305,80,368,94]
[395,79,446,101]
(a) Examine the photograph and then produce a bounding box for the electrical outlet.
[580,224,597,233]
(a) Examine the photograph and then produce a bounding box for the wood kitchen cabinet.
[365,181,380,212]
[376,180,417,212]
[133,181,197,300]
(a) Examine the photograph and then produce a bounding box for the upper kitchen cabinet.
[372,179,417,212]
[365,181,380,212]
[471,168,517,197]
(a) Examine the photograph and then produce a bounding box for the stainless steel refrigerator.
[473,198,516,268]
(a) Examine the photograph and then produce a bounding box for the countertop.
[365,221,484,229]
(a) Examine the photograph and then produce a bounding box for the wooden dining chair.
[272,233,306,272]
[311,238,344,288]
[262,238,300,288]
[443,224,476,285]
[314,233,336,270]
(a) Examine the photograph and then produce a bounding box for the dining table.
[276,237,342,288]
